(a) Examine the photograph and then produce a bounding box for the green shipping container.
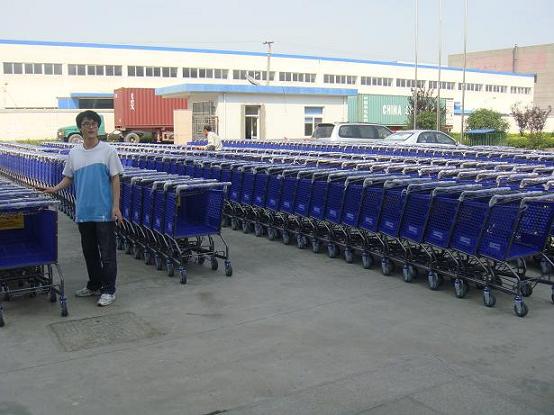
[348,95,410,126]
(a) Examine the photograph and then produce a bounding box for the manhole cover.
[49,312,162,352]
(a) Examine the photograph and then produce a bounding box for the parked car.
[312,122,392,144]
[383,130,463,146]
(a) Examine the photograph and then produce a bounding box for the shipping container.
[114,88,187,142]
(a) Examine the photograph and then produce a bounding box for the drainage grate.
[49,312,162,352]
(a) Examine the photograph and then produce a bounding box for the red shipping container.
[114,88,187,129]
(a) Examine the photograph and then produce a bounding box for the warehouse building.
[0,39,537,140]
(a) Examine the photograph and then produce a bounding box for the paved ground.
[1,213,554,415]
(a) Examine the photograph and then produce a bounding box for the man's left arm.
[111,174,123,224]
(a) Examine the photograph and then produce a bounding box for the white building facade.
[0,39,537,140]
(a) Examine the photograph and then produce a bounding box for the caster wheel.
[231,218,239,231]
[222,216,230,227]
[124,240,132,254]
[242,221,250,234]
[282,231,291,245]
[551,287,554,304]
[267,227,277,241]
[116,237,124,251]
[197,256,206,265]
[225,261,233,277]
[0,310,4,327]
[519,281,533,298]
[144,251,152,265]
[482,288,496,307]
[60,298,68,317]
[254,224,263,237]
[297,234,306,249]
[402,264,417,283]
[155,255,163,271]
[513,297,528,317]
[179,268,187,285]
[540,258,552,275]
[311,239,320,254]
[381,258,393,276]
[327,244,338,258]
[427,271,441,290]
[344,248,353,264]
[167,260,175,277]
[454,278,468,298]
[134,246,142,260]
[49,289,57,303]
[211,258,218,271]
[361,252,373,269]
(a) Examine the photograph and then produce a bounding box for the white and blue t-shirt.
[62,141,124,223]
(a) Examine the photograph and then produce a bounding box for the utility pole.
[263,41,274,86]
[436,0,442,131]
[413,0,419,130]
[460,0,468,142]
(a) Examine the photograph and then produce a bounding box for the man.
[45,110,124,306]
[202,125,222,151]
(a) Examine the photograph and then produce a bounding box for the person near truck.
[203,125,223,151]
[44,110,124,307]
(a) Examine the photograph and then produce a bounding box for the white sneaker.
[97,293,116,307]
[75,287,100,297]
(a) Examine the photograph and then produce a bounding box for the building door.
[245,105,260,139]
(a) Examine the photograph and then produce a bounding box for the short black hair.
[203,125,212,132]
[76,110,102,128]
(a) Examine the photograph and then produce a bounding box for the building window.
[3,62,62,75]
[458,83,482,91]
[396,78,426,88]
[511,86,531,94]
[361,76,393,86]
[78,98,114,109]
[279,72,315,83]
[485,84,507,93]
[304,107,323,136]
[324,74,357,85]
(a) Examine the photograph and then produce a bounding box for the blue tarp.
[466,128,497,134]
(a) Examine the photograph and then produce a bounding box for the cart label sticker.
[488,242,501,251]
[384,221,394,229]
[313,207,321,214]
[431,230,444,240]
[0,214,24,230]
[327,208,335,217]
[408,225,418,235]
[458,236,471,246]
[346,213,354,221]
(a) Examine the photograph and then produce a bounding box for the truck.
[57,114,107,142]
[113,88,188,143]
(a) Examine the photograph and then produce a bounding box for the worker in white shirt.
[202,125,223,151]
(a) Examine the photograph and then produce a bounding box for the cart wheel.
[551,287,554,304]
[222,216,230,227]
[116,236,124,251]
[211,257,218,271]
[225,261,233,277]
[179,268,187,285]
[197,256,206,265]
[155,255,163,271]
[49,288,57,303]
[327,243,338,258]
[519,281,533,298]
[381,258,393,276]
[344,248,353,264]
[454,278,468,298]
[134,246,142,260]
[60,297,68,317]
[267,227,277,241]
[231,218,239,231]
[242,221,250,234]
[0,307,4,327]
[311,239,320,254]
[282,231,291,245]
[144,250,152,265]
[254,224,263,237]
[124,239,132,254]
[540,258,553,275]
[402,264,417,283]
[513,297,528,318]
[427,271,440,290]
[296,234,306,249]
[515,258,526,275]
[361,252,373,269]
[482,287,496,307]
[167,260,175,277]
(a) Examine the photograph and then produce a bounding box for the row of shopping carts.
[0,177,67,327]
[0,145,233,288]
[99,145,554,318]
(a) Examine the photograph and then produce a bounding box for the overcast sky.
[1,0,552,64]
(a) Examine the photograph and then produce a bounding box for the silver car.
[312,123,392,144]
[383,130,463,146]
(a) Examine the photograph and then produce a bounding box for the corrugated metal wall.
[348,95,410,125]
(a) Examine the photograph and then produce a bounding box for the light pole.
[263,41,274,86]
[460,0,468,141]
[413,0,419,130]
[436,0,442,131]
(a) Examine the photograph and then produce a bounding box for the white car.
[383,130,463,146]
[312,122,392,144]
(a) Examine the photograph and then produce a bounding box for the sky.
[1,0,552,64]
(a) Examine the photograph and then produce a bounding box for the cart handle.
[489,191,544,206]
[458,187,512,201]
[406,181,457,192]
[432,184,482,196]
[176,182,232,192]
[383,177,431,189]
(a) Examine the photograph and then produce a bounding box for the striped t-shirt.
[62,141,124,223]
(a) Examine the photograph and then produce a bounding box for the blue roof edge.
[0,39,536,78]
[155,83,358,96]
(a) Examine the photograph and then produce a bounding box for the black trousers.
[78,221,117,294]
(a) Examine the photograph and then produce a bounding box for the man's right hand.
[42,187,57,194]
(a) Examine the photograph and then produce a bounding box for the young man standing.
[202,125,223,151]
[45,110,124,306]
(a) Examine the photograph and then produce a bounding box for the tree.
[406,88,445,129]
[527,105,552,134]
[511,104,529,136]
[466,108,509,133]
